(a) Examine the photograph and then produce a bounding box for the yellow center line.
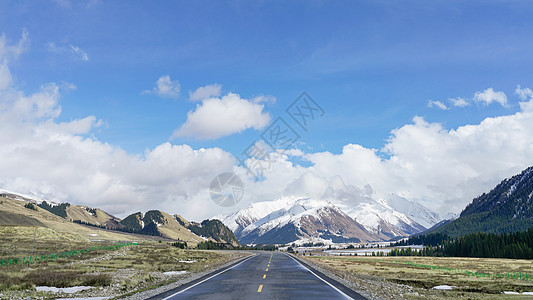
[257,284,263,293]
[266,268,269,271]
[263,274,266,279]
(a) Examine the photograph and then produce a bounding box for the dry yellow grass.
[303,255,533,298]
[0,196,203,246]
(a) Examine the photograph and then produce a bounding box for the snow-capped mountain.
[220,181,444,244]
[320,182,429,237]
[385,194,442,229]
[235,198,379,244]
[221,196,298,237]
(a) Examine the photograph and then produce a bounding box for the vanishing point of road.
[149,251,367,300]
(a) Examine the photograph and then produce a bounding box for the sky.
[1,1,533,221]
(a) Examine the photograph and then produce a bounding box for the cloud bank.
[2,31,533,221]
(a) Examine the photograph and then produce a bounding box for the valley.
[1,166,533,299]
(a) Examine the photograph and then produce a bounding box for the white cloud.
[0,29,29,61]
[516,85,533,101]
[0,61,12,91]
[0,77,234,219]
[69,45,89,61]
[427,100,448,110]
[473,88,508,107]
[142,75,181,99]
[0,29,29,90]
[230,92,533,216]
[46,42,89,61]
[3,31,533,222]
[449,97,470,107]
[301,105,533,214]
[173,92,271,139]
[188,83,222,101]
[0,35,235,220]
[251,94,276,104]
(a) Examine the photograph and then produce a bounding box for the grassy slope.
[0,196,162,245]
[157,211,205,244]
[65,205,121,227]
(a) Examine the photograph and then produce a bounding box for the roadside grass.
[303,255,533,298]
[0,226,248,298]
[0,225,89,258]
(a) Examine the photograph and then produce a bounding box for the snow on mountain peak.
[220,180,442,244]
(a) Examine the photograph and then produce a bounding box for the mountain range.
[5,164,532,247]
[221,164,533,245]
[219,179,446,245]
[0,190,240,247]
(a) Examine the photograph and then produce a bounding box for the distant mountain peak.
[221,182,442,244]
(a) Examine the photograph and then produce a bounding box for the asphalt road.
[149,252,367,300]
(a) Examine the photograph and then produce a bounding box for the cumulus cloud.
[0,77,233,218]
[427,100,448,110]
[188,83,222,101]
[173,93,271,140]
[46,42,89,61]
[307,105,533,213]
[235,100,533,216]
[3,31,533,221]
[0,35,235,220]
[449,97,470,107]
[142,75,180,99]
[474,88,508,107]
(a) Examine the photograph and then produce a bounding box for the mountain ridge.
[0,190,239,246]
[220,187,443,245]
[425,166,533,238]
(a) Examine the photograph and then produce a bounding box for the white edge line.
[162,254,258,300]
[285,253,354,300]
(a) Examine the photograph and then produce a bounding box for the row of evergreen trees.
[390,229,533,259]
[195,241,277,251]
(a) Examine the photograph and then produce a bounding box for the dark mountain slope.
[429,166,533,238]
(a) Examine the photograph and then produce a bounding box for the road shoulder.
[288,253,369,300]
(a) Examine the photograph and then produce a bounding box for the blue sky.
[2,0,531,154]
[2,1,533,219]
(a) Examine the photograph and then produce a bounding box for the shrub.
[81,274,112,286]
[24,203,37,211]
[24,270,82,288]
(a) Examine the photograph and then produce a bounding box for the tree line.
[390,229,533,259]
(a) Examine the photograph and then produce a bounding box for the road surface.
[149,252,367,300]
